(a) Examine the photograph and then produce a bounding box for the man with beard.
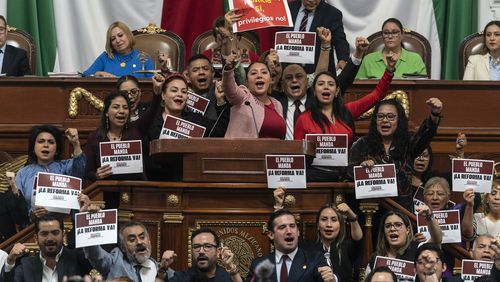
[169,228,241,282]
[2,214,91,281]
[83,221,176,281]
[246,209,337,282]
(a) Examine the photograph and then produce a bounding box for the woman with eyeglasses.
[356,18,427,79]
[463,20,500,80]
[365,209,441,277]
[116,75,149,122]
[349,97,443,210]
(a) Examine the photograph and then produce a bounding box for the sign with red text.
[160,115,206,139]
[417,210,461,243]
[452,158,494,193]
[100,140,143,175]
[187,91,210,115]
[354,164,397,199]
[266,155,306,189]
[75,209,118,248]
[461,259,494,282]
[228,0,293,32]
[306,134,348,166]
[413,186,456,213]
[34,172,81,211]
[275,32,316,64]
[374,256,415,281]
[31,177,69,214]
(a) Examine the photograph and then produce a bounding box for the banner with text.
[228,0,293,32]
[452,158,494,193]
[100,140,143,175]
[160,115,206,139]
[374,256,415,281]
[75,209,118,248]
[266,155,306,189]
[34,172,81,211]
[461,259,494,282]
[187,91,210,115]
[354,164,397,199]
[417,210,461,243]
[275,32,316,64]
[306,134,348,167]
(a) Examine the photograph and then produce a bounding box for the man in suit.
[282,0,350,74]
[3,214,91,282]
[272,36,369,140]
[0,15,31,76]
[246,209,336,282]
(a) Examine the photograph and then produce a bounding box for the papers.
[275,32,316,64]
[374,256,415,281]
[354,164,397,199]
[306,134,348,167]
[416,210,461,243]
[266,155,306,189]
[34,172,81,213]
[461,259,494,282]
[100,140,143,175]
[187,91,210,115]
[159,115,206,139]
[47,72,81,77]
[452,158,494,193]
[75,209,118,248]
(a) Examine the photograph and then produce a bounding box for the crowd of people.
[1,0,500,281]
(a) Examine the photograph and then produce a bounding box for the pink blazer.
[222,69,284,138]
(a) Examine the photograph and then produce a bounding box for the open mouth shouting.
[388,233,400,243]
[197,77,208,88]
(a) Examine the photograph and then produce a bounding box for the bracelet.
[321,46,331,51]
[347,215,358,222]
[321,44,331,48]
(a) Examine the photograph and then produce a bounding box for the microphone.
[324,251,333,269]
[244,101,259,137]
[208,103,228,137]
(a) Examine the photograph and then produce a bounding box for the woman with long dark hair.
[349,97,442,210]
[463,20,500,80]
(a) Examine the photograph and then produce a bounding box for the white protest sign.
[100,140,143,175]
[374,256,415,281]
[461,259,494,282]
[266,155,306,189]
[275,32,316,64]
[452,158,494,193]
[416,210,461,243]
[75,209,118,248]
[306,134,348,167]
[354,164,397,199]
[159,115,206,139]
[34,172,81,212]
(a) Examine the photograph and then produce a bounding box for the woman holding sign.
[349,97,442,210]
[223,54,286,139]
[462,180,500,240]
[15,125,84,218]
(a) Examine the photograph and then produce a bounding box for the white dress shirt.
[285,95,307,140]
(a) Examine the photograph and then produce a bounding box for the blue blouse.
[83,49,154,78]
[15,153,86,213]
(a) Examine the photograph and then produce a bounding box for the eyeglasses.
[376,113,397,121]
[384,222,405,230]
[382,30,401,38]
[192,243,217,251]
[126,88,141,96]
[417,258,441,265]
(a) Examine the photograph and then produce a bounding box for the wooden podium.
[150,138,316,182]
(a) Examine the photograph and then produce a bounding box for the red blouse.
[259,102,286,139]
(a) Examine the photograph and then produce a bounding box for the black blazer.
[0,191,29,244]
[245,248,327,282]
[3,247,91,282]
[1,45,31,76]
[282,0,350,74]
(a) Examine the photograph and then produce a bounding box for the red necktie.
[280,255,289,282]
[299,10,310,31]
[293,100,302,125]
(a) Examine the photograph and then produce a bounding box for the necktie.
[280,255,289,282]
[134,265,143,282]
[293,100,302,125]
[299,10,310,32]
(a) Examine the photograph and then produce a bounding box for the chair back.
[6,25,37,74]
[192,30,261,56]
[367,29,431,76]
[458,32,484,79]
[132,23,185,72]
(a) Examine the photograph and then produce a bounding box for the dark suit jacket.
[245,248,327,282]
[271,58,360,121]
[3,248,91,282]
[1,45,31,76]
[0,191,29,244]
[282,0,350,74]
